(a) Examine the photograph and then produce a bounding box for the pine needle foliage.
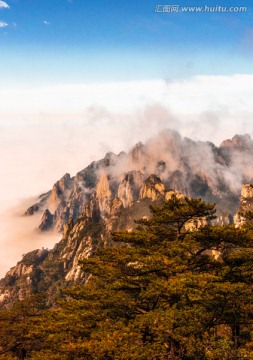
[1,196,253,359]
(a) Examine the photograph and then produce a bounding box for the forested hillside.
[1,196,253,359]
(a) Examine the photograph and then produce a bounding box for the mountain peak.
[23,131,253,234]
[3,131,253,306]
[144,174,162,186]
[220,134,252,151]
[131,141,144,164]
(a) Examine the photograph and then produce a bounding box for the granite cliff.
[234,183,253,227]
[1,130,253,306]
[24,130,253,232]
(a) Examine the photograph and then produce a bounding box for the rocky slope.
[0,175,180,306]
[24,131,253,232]
[1,130,253,306]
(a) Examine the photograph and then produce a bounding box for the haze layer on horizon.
[0,0,253,276]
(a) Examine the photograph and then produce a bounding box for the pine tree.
[1,196,253,359]
[0,295,47,359]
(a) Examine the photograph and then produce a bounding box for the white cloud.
[0,20,7,27]
[43,20,50,25]
[0,1,9,9]
[0,74,253,276]
[0,75,253,122]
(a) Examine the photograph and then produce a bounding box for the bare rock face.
[241,184,253,200]
[220,134,253,152]
[111,197,124,215]
[165,189,185,201]
[49,173,73,212]
[234,183,253,227]
[39,209,54,231]
[0,186,156,305]
[95,174,112,215]
[24,152,124,232]
[1,172,216,306]
[131,142,144,164]
[84,192,101,220]
[24,203,40,216]
[8,130,253,306]
[117,171,144,207]
[0,249,48,303]
[140,174,165,201]
[24,131,253,234]
[24,192,51,216]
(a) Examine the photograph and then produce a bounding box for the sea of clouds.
[0,74,252,277]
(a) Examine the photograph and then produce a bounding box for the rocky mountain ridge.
[0,174,183,305]
[24,130,253,233]
[1,130,253,306]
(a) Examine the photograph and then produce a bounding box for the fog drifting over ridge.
[0,74,253,277]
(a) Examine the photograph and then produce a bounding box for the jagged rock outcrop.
[131,142,144,164]
[3,131,253,306]
[140,174,165,200]
[0,182,162,306]
[25,191,50,215]
[25,203,40,216]
[49,173,73,211]
[95,174,112,214]
[24,131,253,234]
[241,184,253,200]
[0,249,49,303]
[39,209,54,231]
[0,170,241,307]
[117,170,144,207]
[220,134,253,153]
[234,183,253,227]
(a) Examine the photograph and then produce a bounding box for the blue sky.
[0,0,253,86]
[0,0,253,276]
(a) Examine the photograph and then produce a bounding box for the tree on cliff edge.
[1,196,253,359]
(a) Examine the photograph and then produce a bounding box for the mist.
[0,210,59,276]
[0,76,253,277]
